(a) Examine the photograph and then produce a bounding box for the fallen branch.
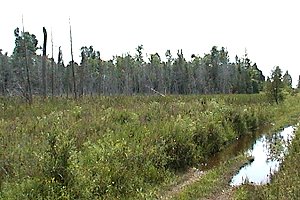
[146,85,166,97]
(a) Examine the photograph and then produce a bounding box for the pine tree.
[283,70,292,88]
[265,66,284,104]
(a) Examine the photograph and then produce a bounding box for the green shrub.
[0,94,276,199]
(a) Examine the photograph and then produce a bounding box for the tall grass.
[0,94,273,199]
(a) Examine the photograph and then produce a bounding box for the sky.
[1,0,299,86]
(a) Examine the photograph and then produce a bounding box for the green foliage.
[13,27,39,57]
[167,95,300,200]
[0,94,275,199]
[265,66,284,104]
[283,70,292,88]
[232,95,300,200]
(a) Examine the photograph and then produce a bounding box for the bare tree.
[51,30,54,97]
[69,18,77,99]
[22,17,33,104]
[42,27,47,98]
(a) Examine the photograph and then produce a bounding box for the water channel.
[198,125,297,186]
[230,125,296,186]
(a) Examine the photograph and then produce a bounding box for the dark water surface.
[200,126,270,171]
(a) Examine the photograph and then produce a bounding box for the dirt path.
[158,168,235,200]
[157,156,249,200]
[158,168,206,200]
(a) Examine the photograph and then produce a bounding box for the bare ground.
[157,156,249,200]
[158,168,206,200]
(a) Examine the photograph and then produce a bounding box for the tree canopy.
[0,28,295,100]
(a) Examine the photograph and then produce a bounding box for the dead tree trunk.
[79,52,85,97]
[42,27,47,98]
[51,30,54,97]
[22,17,33,104]
[69,18,77,99]
[57,46,63,96]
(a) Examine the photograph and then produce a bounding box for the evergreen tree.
[283,70,292,88]
[0,51,10,95]
[12,27,39,103]
[265,66,284,104]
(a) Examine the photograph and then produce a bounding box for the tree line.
[0,27,294,102]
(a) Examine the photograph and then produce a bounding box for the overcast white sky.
[1,0,299,86]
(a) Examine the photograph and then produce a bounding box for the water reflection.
[200,126,269,171]
[230,126,295,186]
